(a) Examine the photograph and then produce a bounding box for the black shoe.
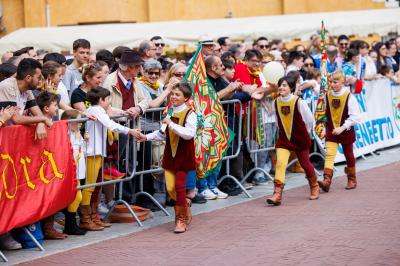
[165,198,176,207]
[269,169,275,176]
[189,193,207,204]
[136,198,164,212]
[64,212,87,236]
[226,186,243,196]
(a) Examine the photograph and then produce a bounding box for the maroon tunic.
[116,74,135,110]
[325,93,356,144]
[162,109,196,173]
[275,98,311,151]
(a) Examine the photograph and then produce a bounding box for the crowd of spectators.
[1,32,400,250]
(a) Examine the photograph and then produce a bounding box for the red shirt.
[232,62,262,118]
[233,62,262,87]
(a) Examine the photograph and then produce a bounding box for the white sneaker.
[210,188,228,199]
[200,189,218,200]
[98,202,109,215]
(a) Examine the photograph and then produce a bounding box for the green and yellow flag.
[314,20,329,139]
[184,43,233,179]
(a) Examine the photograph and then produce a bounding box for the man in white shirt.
[0,58,52,138]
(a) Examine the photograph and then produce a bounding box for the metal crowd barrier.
[0,251,7,262]
[243,99,276,184]
[127,106,170,216]
[217,99,252,198]
[68,114,145,226]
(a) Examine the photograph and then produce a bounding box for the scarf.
[139,76,160,90]
[37,83,59,95]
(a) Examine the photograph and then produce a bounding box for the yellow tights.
[67,190,82,212]
[82,155,102,206]
[324,141,339,170]
[274,148,291,184]
[165,170,176,201]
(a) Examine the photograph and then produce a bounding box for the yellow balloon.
[262,61,285,85]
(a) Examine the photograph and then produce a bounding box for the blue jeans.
[186,170,197,190]
[197,167,220,192]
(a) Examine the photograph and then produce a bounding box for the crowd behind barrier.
[1,31,400,261]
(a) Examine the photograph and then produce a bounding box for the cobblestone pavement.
[21,162,400,266]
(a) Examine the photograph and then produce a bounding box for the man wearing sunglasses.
[337,35,350,70]
[255,37,270,54]
[151,36,165,60]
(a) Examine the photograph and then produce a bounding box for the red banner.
[0,121,77,235]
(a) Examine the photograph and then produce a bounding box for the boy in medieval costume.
[139,82,196,233]
[318,71,361,192]
[266,76,319,205]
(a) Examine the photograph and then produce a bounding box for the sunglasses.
[155,43,165,47]
[147,71,160,76]
[174,72,185,78]
[304,63,314,67]
[259,45,269,49]
[339,43,349,47]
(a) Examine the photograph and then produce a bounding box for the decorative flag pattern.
[314,20,329,139]
[184,43,233,179]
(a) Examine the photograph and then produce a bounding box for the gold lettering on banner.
[39,150,63,184]
[20,157,36,190]
[0,154,18,200]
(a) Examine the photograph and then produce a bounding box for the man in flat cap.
[103,50,151,205]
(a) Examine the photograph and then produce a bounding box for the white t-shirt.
[0,77,35,116]
[85,105,130,157]
[57,82,70,105]
[69,132,89,180]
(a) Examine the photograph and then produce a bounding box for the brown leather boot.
[307,175,320,200]
[266,181,284,206]
[91,201,112,228]
[79,205,104,231]
[173,206,187,233]
[185,198,192,225]
[345,166,357,189]
[318,168,333,192]
[42,215,67,240]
